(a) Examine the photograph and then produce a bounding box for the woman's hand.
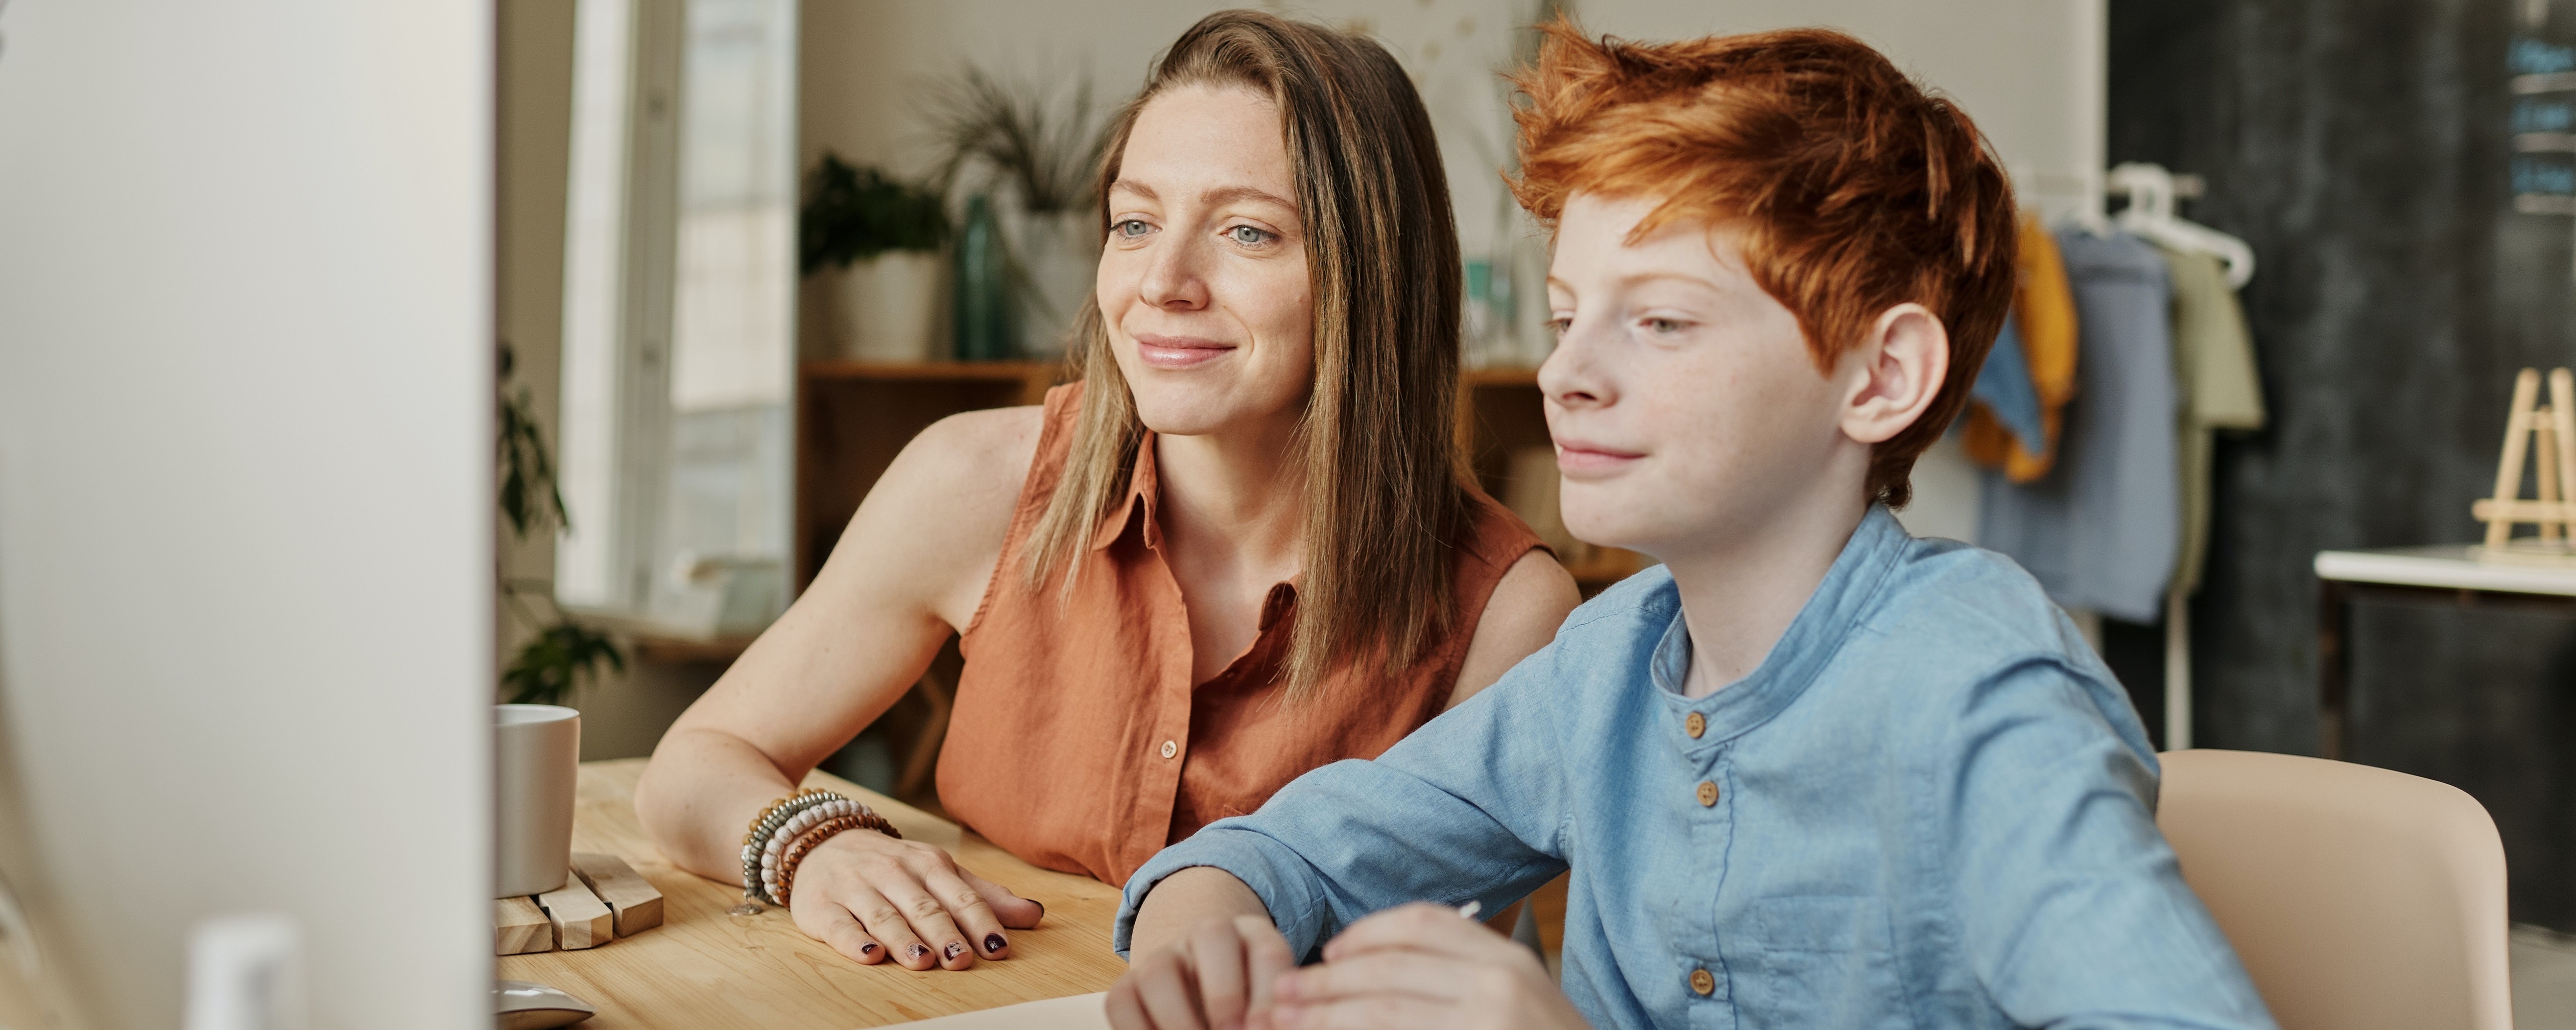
[1260,902,1588,1030]
[785,827,1043,970]
[1107,914,1297,1030]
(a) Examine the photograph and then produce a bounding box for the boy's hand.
[1261,902,1589,1030]
[1108,914,1297,1030]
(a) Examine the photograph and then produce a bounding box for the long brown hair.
[1020,10,1470,700]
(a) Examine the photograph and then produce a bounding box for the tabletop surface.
[497,759,1127,1029]
[2314,544,2576,596]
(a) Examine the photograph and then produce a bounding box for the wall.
[0,1,492,1025]
[501,0,576,675]
[2110,0,2576,931]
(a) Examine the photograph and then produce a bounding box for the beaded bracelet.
[762,800,902,902]
[776,810,901,909]
[759,799,868,901]
[739,790,846,907]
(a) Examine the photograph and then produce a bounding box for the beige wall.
[499,0,574,668]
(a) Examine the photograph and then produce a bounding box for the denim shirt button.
[1696,780,1719,807]
[1684,711,1706,738]
[1689,967,1716,996]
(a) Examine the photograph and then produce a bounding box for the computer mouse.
[496,979,596,1029]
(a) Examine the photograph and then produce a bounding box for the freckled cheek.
[1232,270,1314,391]
[1095,252,1143,319]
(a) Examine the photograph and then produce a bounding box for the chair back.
[2156,749,2510,1030]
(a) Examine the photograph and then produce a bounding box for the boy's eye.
[1227,225,1274,246]
[1549,317,1573,337]
[1643,317,1688,334]
[1113,218,1153,239]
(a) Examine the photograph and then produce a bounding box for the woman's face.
[1098,84,1314,438]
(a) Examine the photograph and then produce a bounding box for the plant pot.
[1011,210,1099,358]
[832,251,943,363]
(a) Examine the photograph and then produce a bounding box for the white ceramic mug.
[494,704,580,898]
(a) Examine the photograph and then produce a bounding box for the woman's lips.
[1554,439,1645,477]
[1135,334,1237,370]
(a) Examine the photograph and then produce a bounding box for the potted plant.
[496,341,623,706]
[926,67,1110,358]
[800,154,950,363]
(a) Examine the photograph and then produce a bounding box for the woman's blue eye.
[1114,219,1151,238]
[1228,225,1273,245]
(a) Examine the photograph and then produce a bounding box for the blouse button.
[1696,781,1719,807]
[1689,967,1716,996]
[1684,712,1706,738]
[1160,740,1179,760]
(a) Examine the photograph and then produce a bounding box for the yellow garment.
[1964,218,2081,482]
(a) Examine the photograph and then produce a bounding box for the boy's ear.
[1837,303,1950,445]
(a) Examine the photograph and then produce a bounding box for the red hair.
[1508,21,2018,507]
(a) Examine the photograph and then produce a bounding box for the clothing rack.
[2111,162,2252,752]
[2006,164,2250,752]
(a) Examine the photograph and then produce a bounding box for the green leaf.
[800,152,951,274]
[501,620,626,707]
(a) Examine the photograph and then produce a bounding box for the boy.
[1105,23,2274,1030]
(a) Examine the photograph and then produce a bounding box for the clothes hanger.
[2009,164,2112,237]
[2106,162,2256,288]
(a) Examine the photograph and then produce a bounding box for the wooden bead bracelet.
[776,810,901,909]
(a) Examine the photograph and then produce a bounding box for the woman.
[634,9,1579,973]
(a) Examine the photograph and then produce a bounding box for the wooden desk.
[2314,546,2576,760]
[499,759,1126,1028]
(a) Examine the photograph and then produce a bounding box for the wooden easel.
[2472,367,2576,564]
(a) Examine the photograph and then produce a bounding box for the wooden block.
[535,875,615,950]
[570,851,663,937]
[496,895,553,956]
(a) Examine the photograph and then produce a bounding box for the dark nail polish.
[859,942,878,955]
[907,944,930,960]
[944,941,967,960]
[984,933,1007,954]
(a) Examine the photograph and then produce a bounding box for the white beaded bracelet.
[760,798,872,903]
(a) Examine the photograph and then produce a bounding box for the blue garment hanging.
[1975,229,2181,623]
[1969,309,2046,451]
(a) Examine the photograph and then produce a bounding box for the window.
[557,0,797,636]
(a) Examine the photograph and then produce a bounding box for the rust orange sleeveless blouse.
[936,383,1548,885]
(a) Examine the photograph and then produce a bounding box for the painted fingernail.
[944,941,967,960]
[907,943,930,961]
[860,942,878,956]
[984,933,1007,954]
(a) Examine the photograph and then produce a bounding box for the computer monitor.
[0,1,493,1026]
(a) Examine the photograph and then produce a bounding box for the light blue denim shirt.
[1117,507,2275,1030]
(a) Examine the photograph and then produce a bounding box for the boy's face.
[1539,192,1864,559]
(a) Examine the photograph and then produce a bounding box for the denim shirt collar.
[1648,505,1909,746]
